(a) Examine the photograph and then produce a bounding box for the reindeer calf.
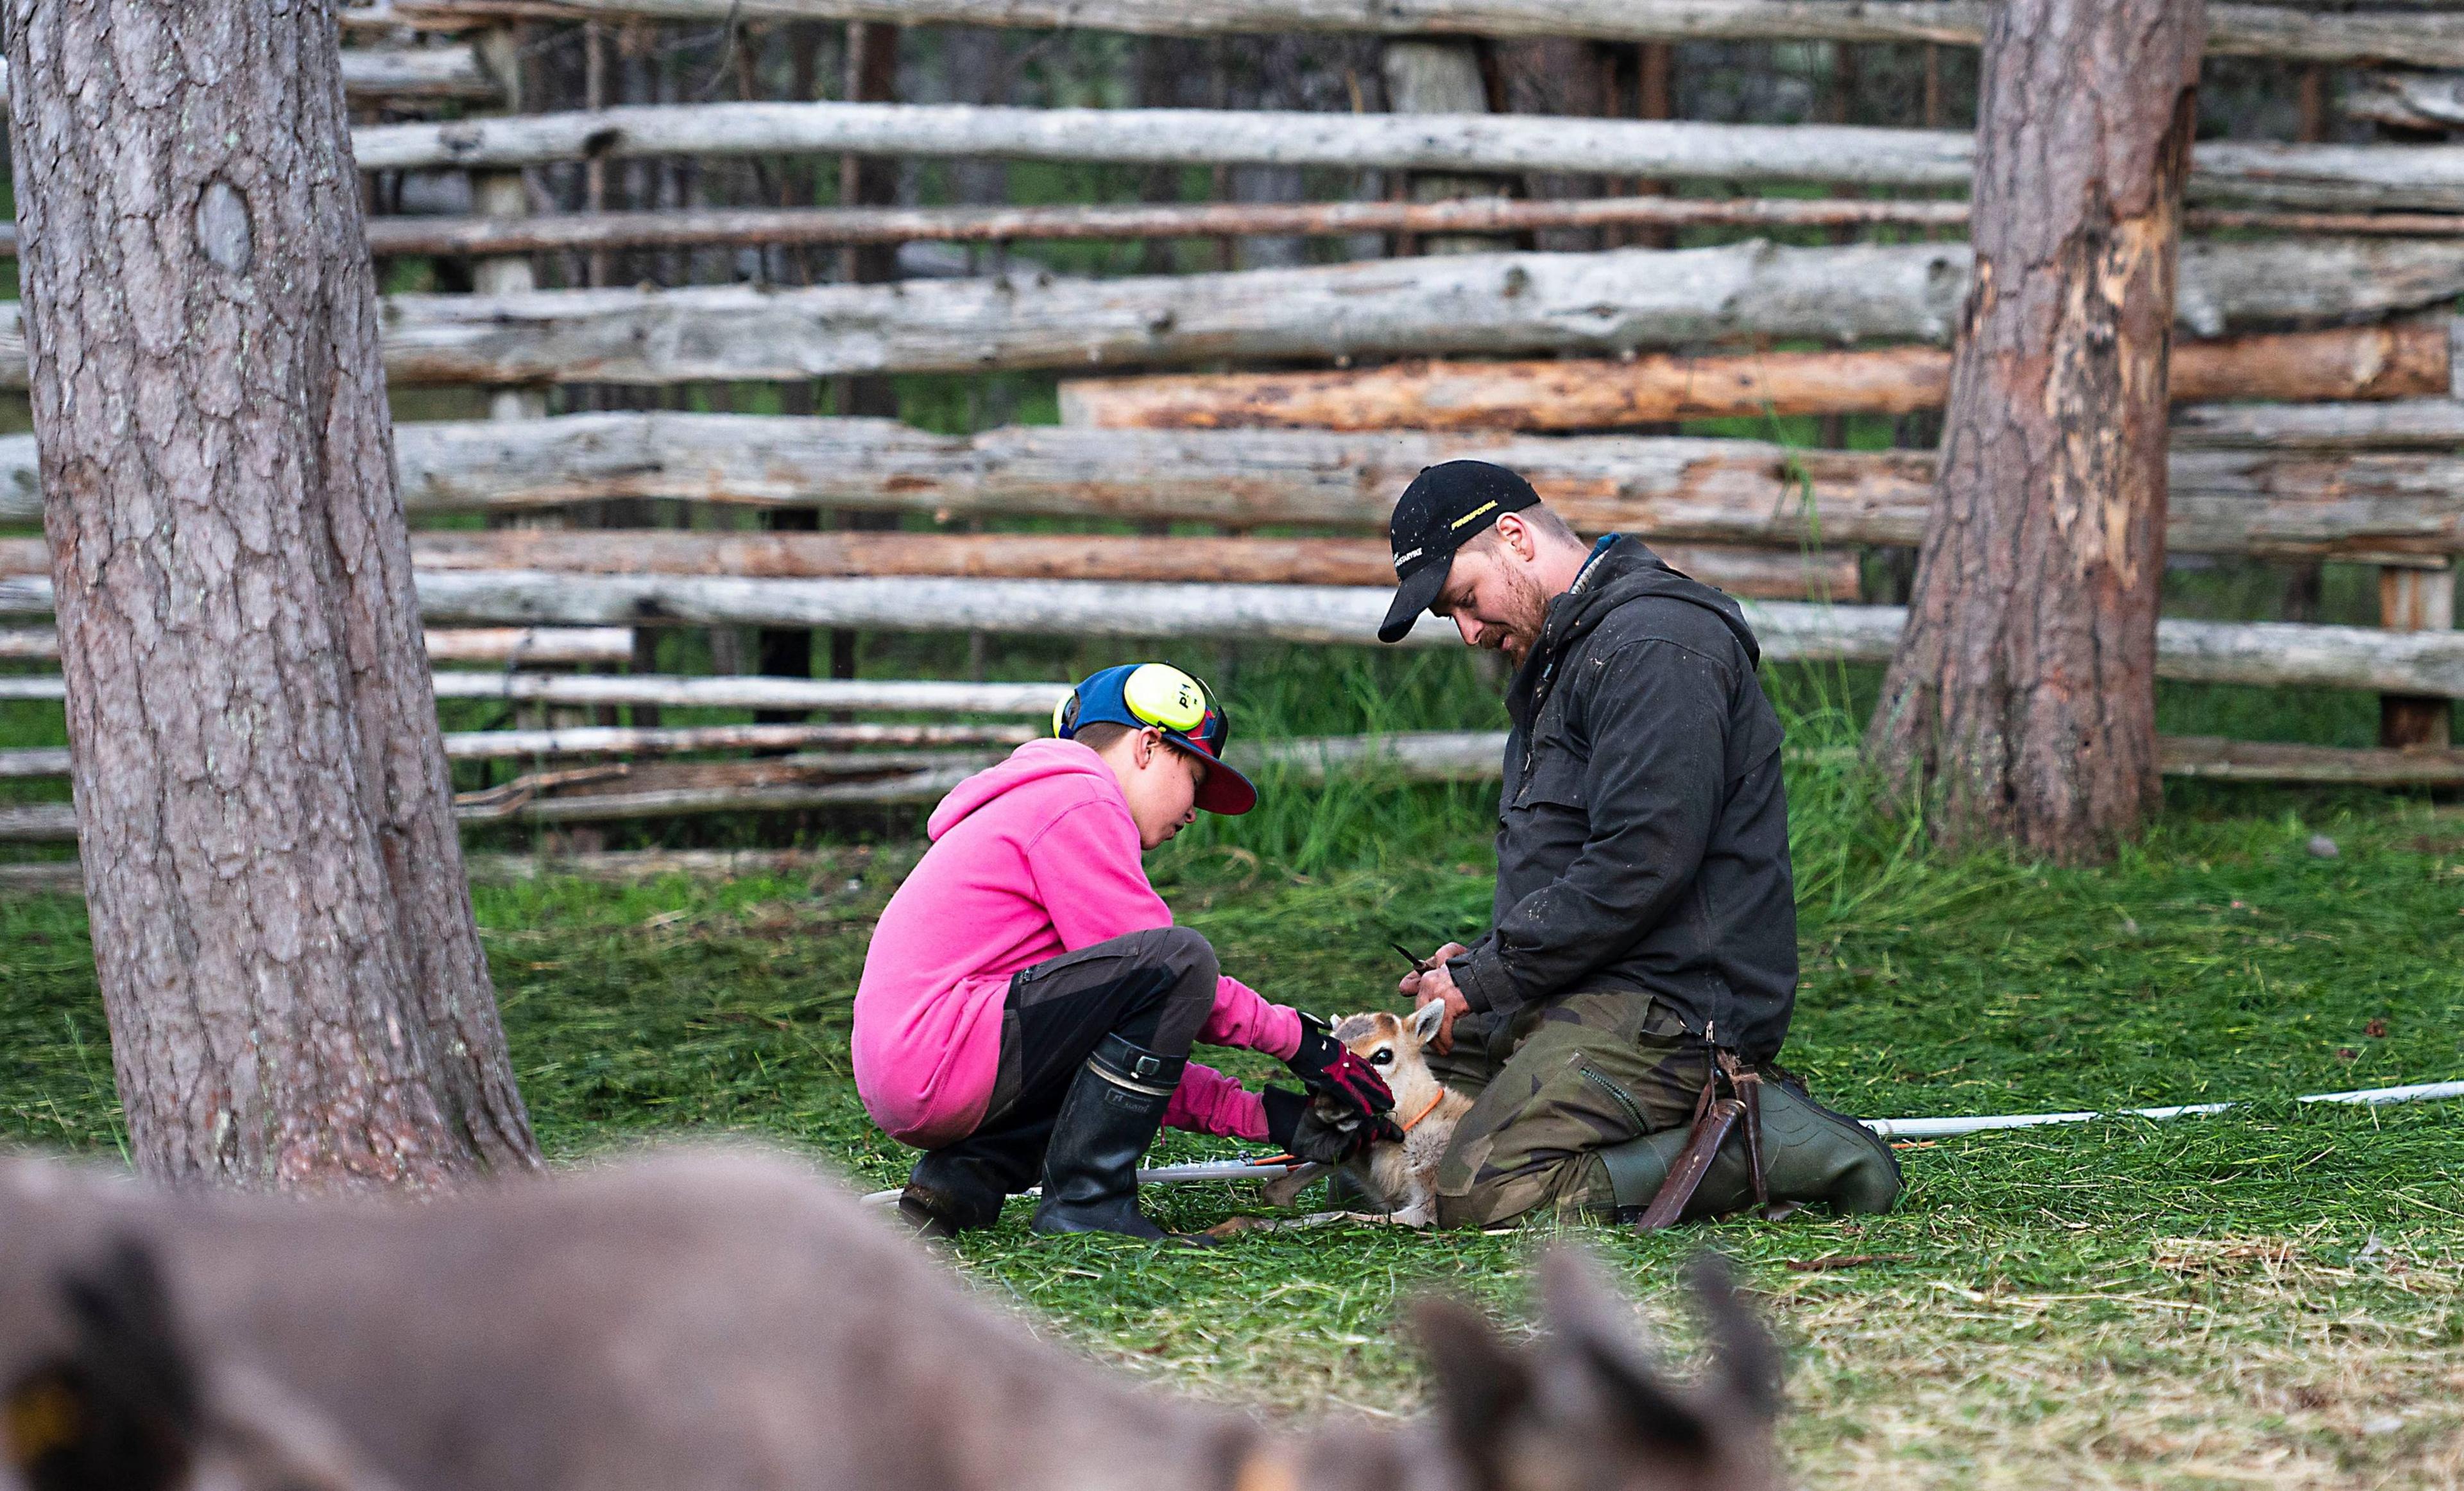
[1260,1003,1473,1226]
[1332,1004,1474,1227]
[0,1147,1783,1491]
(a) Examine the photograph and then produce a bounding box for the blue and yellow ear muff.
[1122,663,1209,734]
[1056,663,1216,741]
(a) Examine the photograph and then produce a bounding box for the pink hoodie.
[853,738,1303,1150]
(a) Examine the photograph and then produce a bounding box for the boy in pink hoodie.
[855,662,1396,1240]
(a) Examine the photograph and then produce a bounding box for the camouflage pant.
[1426,988,1709,1229]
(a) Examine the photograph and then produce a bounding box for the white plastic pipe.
[1860,1076,2464,1139]
[856,1076,2464,1205]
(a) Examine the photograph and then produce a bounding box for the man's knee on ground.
[1432,1153,1602,1230]
[1431,1123,1607,1230]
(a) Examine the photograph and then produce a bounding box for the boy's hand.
[1262,1088,1397,1164]
[1398,942,1471,1052]
[1286,1015,1395,1121]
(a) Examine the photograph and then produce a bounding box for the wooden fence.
[8,4,2464,840]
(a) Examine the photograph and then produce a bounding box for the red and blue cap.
[1054,662,1257,816]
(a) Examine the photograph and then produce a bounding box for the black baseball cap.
[1378,460,1541,644]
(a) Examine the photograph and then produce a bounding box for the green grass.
[4,657,2464,1487]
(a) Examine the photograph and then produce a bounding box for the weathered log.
[354,196,1971,258]
[363,417,2464,562]
[0,48,497,106]
[0,525,1854,599]
[0,194,2402,263]
[0,722,1036,779]
[7,573,2448,700]
[351,101,1983,181]
[9,415,2464,560]
[2171,397,2464,450]
[498,765,986,824]
[1059,322,2449,431]
[424,626,635,663]
[2187,207,2464,236]
[1245,728,2464,788]
[344,0,2464,70]
[346,99,2464,211]
[359,243,1991,381]
[338,44,500,99]
[0,522,1852,594]
[0,672,1074,714]
[1254,726,2464,789]
[2157,734,2464,785]
[400,529,1860,599]
[0,238,2447,389]
[455,751,1012,820]
[439,721,1036,757]
[2343,70,2464,134]
[0,623,633,665]
[426,672,1068,713]
[0,848,880,890]
[9,722,2464,837]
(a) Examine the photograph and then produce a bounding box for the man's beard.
[1490,567,1553,662]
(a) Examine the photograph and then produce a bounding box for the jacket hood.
[926,737,1120,841]
[1508,537,1763,723]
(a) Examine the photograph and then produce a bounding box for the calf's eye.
[1370,1049,1394,1064]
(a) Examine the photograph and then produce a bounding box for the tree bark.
[1866,0,2205,863]
[4,0,542,1186]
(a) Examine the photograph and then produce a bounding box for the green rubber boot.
[1595,1076,1902,1222]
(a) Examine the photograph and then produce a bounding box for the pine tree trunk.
[1864,0,2206,865]
[5,0,543,1187]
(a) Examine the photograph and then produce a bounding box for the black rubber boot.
[1595,1075,1902,1222]
[1031,1033,1188,1241]
[899,1114,1055,1239]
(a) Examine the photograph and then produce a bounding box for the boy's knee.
[1140,926,1219,994]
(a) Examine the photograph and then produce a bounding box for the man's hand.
[1398,942,1471,1053]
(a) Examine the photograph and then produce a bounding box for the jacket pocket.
[1511,729,1589,811]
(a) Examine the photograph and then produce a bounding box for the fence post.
[471,26,544,427]
[470,26,592,761]
[2379,562,2456,748]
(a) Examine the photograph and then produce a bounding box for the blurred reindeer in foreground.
[0,1148,1783,1491]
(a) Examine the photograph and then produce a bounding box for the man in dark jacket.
[1383,460,1899,1228]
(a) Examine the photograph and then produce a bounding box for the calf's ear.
[1407,999,1446,1044]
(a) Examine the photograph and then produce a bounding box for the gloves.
[1283,1013,1396,1122]
[1262,1087,1396,1164]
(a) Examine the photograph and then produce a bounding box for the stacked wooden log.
[6,0,2461,853]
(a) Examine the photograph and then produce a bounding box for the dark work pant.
[1427,988,1709,1228]
[919,926,1221,1194]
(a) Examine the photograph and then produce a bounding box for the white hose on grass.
[856,1076,2464,1205]
[1860,1076,2464,1139]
